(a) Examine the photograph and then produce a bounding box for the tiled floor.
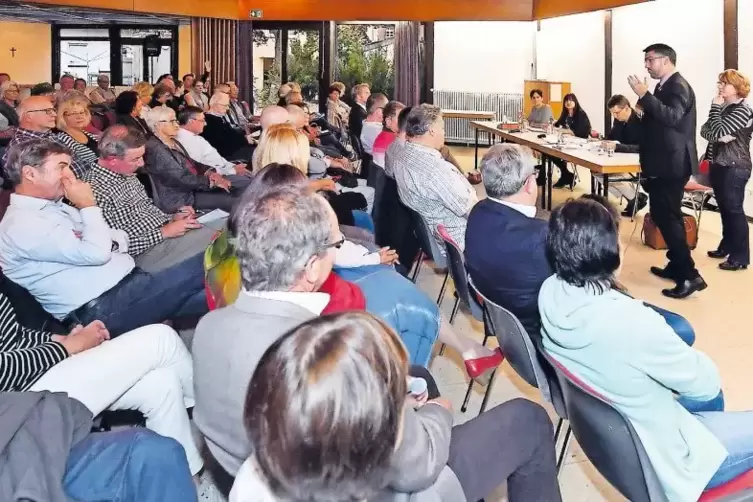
[413,146,753,501]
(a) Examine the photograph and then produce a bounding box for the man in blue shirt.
[0,139,209,337]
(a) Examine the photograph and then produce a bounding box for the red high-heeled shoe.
[464,348,504,383]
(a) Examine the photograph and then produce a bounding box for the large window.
[53,25,178,86]
[335,23,396,101]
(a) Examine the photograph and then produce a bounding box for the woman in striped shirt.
[0,290,205,479]
[700,69,753,271]
[54,95,99,177]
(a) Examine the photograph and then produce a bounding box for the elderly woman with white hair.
[143,106,241,213]
[0,80,20,143]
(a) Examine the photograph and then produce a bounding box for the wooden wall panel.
[533,0,650,20]
[27,0,238,19]
[236,0,533,22]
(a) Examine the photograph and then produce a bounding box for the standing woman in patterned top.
[55,95,99,177]
[701,69,753,271]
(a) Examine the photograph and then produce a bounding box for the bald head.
[260,105,290,130]
[286,105,307,128]
[278,83,292,98]
[18,96,57,132]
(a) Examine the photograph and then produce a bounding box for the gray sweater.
[528,105,553,126]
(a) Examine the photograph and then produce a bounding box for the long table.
[470,121,641,210]
[441,109,496,121]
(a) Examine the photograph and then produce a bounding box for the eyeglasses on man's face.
[323,236,345,250]
[27,107,56,116]
[158,119,179,125]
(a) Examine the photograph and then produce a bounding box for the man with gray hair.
[192,185,340,477]
[466,143,552,341]
[394,103,478,250]
[202,91,254,161]
[88,74,115,106]
[84,124,219,273]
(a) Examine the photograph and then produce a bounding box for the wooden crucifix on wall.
[10,47,17,58]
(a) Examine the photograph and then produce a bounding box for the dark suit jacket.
[201,113,248,159]
[348,103,368,141]
[465,199,552,341]
[637,72,697,179]
[608,111,642,154]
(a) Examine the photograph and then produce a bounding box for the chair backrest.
[541,349,667,502]
[471,283,552,401]
[409,208,446,269]
[437,224,482,319]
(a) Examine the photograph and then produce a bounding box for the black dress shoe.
[621,193,648,217]
[707,249,729,259]
[662,277,708,299]
[719,260,748,271]
[650,266,676,281]
[553,176,574,189]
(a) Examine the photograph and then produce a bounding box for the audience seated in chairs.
[206,163,494,369]
[144,105,241,213]
[0,80,20,145]
[1,392,199,502]
[176,105,253,188]
[194,183,504,480]
[2,96,90,178]
[286,104,375,212]
[467,144,695,347]
[114,90,152,137]
[225,81,251,131]
[84,125,220,273]
[394,104,478,250]
[360,92,388,155]
[201,91,254,161]
[231,312,563,502]
[348,83,370,140]
[0,140,210,336]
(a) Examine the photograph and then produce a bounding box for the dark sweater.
[201,113,248,159]
[607,111,642,153]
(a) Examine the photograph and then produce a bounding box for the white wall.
[536,11,606,132]
[611,0,724,152]
[738,0,753,216]
[433,22,535,94]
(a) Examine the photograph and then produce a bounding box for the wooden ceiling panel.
[236,0,533,22]
[533,0,651,19]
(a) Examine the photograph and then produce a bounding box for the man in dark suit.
[348,83,370,143]
[465,144,551,341]
[606,94,648,216]
[628,43,706,299]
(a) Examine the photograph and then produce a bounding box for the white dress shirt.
[0,194,135,319]
[176,128,236,176]
[488,197,537,218]
[241,290,330,315]
[360,121,382,155]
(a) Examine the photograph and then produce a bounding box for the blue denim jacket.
[335,265,439,367]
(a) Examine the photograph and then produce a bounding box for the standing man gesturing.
[628,43,706,299]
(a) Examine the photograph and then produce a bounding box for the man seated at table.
[360,93,388,155]
[466,143,695,346]
[0,140,210,337]
[605,94,648,216]
[84,125,220,273]
[394,104,478,250]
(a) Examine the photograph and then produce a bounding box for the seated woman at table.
[551,93,593,188]
[528,88,554,128]
[539,195,753,502]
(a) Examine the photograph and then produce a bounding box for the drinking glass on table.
[604,141,616,157]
